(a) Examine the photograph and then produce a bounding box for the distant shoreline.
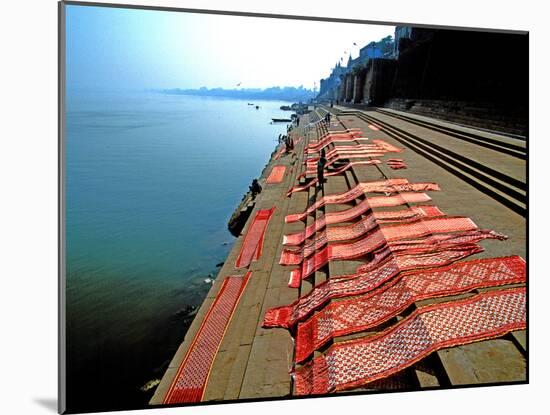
[158,86,314,103]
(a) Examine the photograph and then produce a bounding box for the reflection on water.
[65,91,290,412]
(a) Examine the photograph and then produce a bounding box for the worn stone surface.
[437,339,526,385]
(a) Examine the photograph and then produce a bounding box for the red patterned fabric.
[281,217,478,269]
[307,141,373,155]
[285,179,438,223]
[362,230,506,263]
[264,244,485,326]
[287,160,382,196]
[283,206,445,246]
[387,158,407,170]
[307,139,400,157]
[326,194,435,226]
[324,145,387,159]
[300,152,385,178]
[310,149,386,162]
[280,216,477,265]
[374,205,445,224]
[294,256,526,362]
[372,140,404,153]
[266,166,286,184]
[306,151,382,168]
[235,207,275,268]
[293,287,526,395]
[285,235,491,289]
[163,272,251,403]
[322,151,386,164]
[307,131,366,152]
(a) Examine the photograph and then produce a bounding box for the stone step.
[352,111,526,216]
[375,108,526,157]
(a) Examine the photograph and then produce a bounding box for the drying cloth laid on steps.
[294,256,526,362]
[324,144,388,158]
[283,206,445,246]
[293,287,526,395]
[287,160,382,196]
[387,158,407,170]
[299,152,386,178]
[285,178,439,223]
[287,228,504,287]
[366,229,506,259]
[306,140,403,160]
[266,166,286,184]
[306,138,400,156]
[306,131,365,152]
[282,216,478,271]
[305,149,386,169]
[280,216,477,265]
[163,272,252,404]
[264,243,486,327]
[368,124,381,131]
[297,193,433,227]
[324,160,382,175]
[371,140,404,153]
[388,164,407,170]
[318,151,385,164]
[311,126,362,137]
[235,207,275,268]
[306,137,372,154]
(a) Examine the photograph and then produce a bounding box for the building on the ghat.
[317,26,528,135]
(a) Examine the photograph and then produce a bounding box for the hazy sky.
[66,5,395,91]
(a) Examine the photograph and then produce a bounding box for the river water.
[65,91,290,412]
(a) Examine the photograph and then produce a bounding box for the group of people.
[249,178,262,198]
[250,114,326,202]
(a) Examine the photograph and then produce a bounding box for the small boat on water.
[272,118,292,122]
[248,103,254,105]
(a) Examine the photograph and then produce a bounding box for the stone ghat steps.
[290,111,525,393]
[151,109,526,405]
[298,117,442,390]
[383,98,527,137]
[375,108,526,158]
[335,108,526,217]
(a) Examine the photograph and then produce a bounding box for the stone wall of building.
[318,27,527,133]
[352,72,366,103]
[363,59,397,105]
[344,74,354,102]
[389,29,527,105]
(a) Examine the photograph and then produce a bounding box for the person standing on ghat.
[317,148,327,189]
[249,179,262,199]
[286,135,294,152]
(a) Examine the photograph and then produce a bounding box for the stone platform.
[150,107,526,406]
